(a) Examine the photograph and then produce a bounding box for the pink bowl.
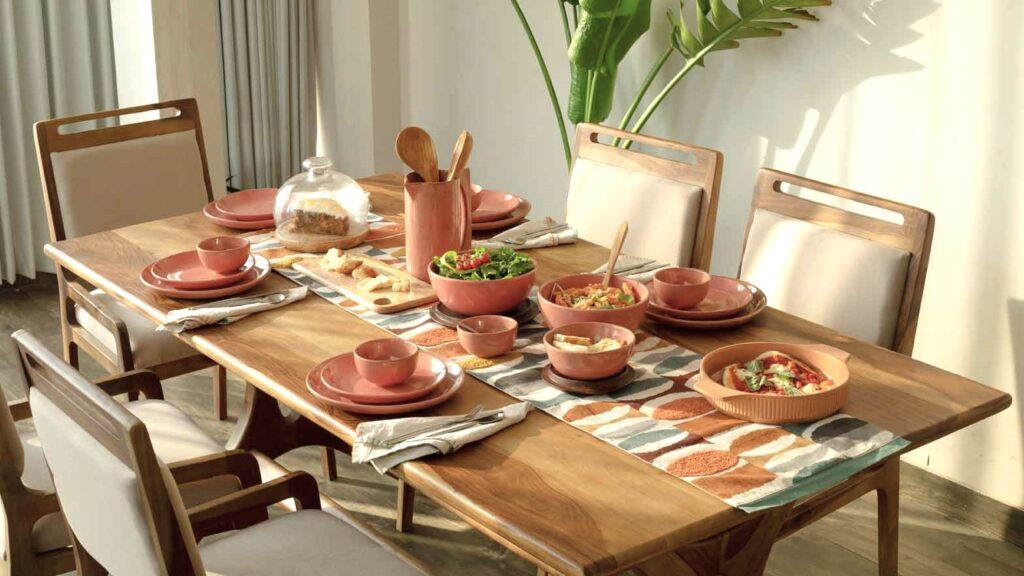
[458,315,518,358]
[653,267,711,309]
[544,322,635,381]
[538,274,650,331]
[196,236,250,273]
[428,257,536,316]
[353,338,419,387]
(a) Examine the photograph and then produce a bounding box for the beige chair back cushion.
[29,387,168,576]
[566,157,703,266]
[740,209,911,348]
[50,129,209,238]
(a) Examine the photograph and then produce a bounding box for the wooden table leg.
[634,504,792,576]
[227,382,349,458]
[396,478,416,532]
[213,365,228,421]
[876,458,900,576]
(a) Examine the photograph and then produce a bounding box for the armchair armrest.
[91,369,164,400]
[8,399,31,421]
[187,471,321,536]
[168,450,262,489]
[64,279,133,370]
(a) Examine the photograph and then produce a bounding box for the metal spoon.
[395,127,439,182]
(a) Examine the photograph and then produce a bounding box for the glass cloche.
[274,157,371,251]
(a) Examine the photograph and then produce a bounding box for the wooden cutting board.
[293,256,437,314]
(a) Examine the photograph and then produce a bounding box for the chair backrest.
[566,123,723,269]
[738,168,934,354]
[12,330,205,575]
[34,98,214,242]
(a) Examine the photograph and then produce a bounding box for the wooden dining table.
[44,173,1011,576]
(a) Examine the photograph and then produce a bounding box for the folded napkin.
[353,403,532,474]
[592,254,670,283]
[159,286,308,333]
[473,217,576,250]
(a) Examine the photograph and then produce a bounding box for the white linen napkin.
[353,403,532,474]
[592,254,669,283]
[473,217,576,250]
[158,286,308,333]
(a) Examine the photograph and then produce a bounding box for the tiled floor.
[1,277,1022,575]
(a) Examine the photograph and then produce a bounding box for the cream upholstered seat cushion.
[50,129,209,239]
[200,510,427,576]
[740,209,911,348]
[22,399,238,554]
[566,157,704,266]
[75,288,196,368]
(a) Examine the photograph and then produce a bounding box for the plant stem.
[612,45,673,146]
[572,3,578,28]
[510,0,572,169]
[585,0,622,122]
[558,0,572,47]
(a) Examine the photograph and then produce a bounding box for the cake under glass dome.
[274,157,371,251]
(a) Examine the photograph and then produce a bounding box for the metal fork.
[504,223,570,245]
[384,410,505,448]
[380,405,484,447]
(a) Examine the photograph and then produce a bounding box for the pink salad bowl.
[353,338,419,387]
[544,322,635,381]
[457,315,518,358]
[538,273,649,331]
[428,256,536,316]
[652,267,711,309]
[196,236,250,273]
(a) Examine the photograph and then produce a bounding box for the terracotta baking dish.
[696,342,852,424]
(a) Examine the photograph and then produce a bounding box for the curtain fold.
[0,0,117,284]
[219,0,315,191]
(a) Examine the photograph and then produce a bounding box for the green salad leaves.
[432,247,534,281]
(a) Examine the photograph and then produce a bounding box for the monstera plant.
[509,0,832,168]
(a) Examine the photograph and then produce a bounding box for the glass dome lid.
[274,157,370,251]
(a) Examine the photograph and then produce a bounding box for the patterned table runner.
[251,229,908,512]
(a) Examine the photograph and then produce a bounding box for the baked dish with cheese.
[720,351,836,396]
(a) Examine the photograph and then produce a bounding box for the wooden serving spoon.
[446,130,474,182]
[602,221,629,287]
[395,127,438,182]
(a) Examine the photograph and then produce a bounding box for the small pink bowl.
[653,267,711,310]
[544,322,635,381]
[196,236,251,273]
[458,315,518,358]
[353,338,419,387]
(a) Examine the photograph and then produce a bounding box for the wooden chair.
[3,331,265,576]
[13,331,431,576]
[566,123,723,270]
[737,169,934,576]
[738,168,934,354]
[33,98,229,420]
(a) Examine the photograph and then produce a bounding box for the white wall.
[390,0,1023,509]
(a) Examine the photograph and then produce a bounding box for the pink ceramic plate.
[321,352,446,404]
[307,358,465,415]
[648,276,755,320]
[150,251,255,290]
[140,255,270,299]
[471,190,522,223]
[472,199,532,231]
[645,284,767,330]
[214,188,278,221]
[203,202,276,230]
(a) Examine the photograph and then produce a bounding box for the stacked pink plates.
[471,188,531,231]
[306,351,464,415]
[646,277,767,330]
[203,188,277,230]
[140,252,271,299]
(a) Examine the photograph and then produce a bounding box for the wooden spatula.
[446,131,474,182]
[395,127,438,182]
[603,221,629,287]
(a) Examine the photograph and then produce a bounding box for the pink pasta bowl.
[538,273,649,331]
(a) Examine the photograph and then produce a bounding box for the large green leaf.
[567,0,652,123]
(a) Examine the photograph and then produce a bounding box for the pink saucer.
[203,202,276,230]
[214,188,277,221]
[471,190,522,223]
[307,358,464,415]
[140,255,270,299]
[150,251,255,290]
[321,352,446,404]
[648,276,754,320]
[472,199,532,231]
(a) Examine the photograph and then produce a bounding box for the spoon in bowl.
[603,221,629,287]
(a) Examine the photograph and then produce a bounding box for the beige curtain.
[0,0,117,284]
[219,0,315,190]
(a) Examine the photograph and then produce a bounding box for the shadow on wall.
[643,0,940,273]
